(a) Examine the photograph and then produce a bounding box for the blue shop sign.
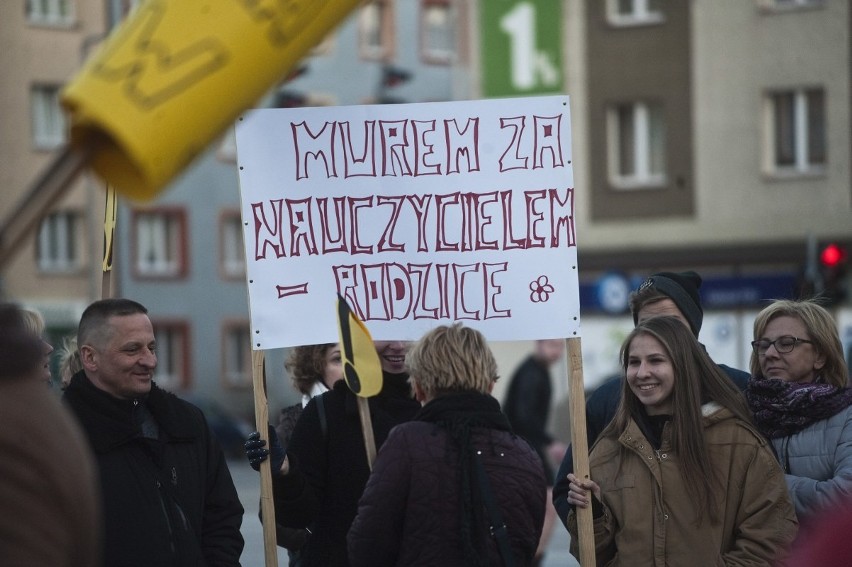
[700,273,798,308]
[581,272,798,313]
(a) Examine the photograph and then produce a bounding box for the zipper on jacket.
[155,480,177,555]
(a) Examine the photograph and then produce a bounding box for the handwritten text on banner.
[236,96,580,349]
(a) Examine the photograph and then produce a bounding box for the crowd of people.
[1,270,850,565]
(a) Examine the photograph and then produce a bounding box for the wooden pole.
[100,185,117,299]
[251,350,279,567]
[336,295,379,470]
[356,397,377,470]
[566,337,595,566]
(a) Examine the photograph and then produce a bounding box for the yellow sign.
[61,0,361,201]
[336,295,383,398]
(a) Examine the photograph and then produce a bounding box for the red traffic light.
[382,66,411,88]
[820,243,847,268]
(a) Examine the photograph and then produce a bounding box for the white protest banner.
[236,96,579,349]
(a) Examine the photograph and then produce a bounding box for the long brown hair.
[602,316,751,525]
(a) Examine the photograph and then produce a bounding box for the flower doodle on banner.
[530,275,555,303]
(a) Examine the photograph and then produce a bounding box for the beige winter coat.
[569,403,798,566]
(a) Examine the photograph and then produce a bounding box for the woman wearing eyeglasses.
[746,298,852,528]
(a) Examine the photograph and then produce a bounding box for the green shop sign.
[480,0,564,97]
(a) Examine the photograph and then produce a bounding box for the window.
[27,0,75,26]
[766,88,825,174]
[607,101,666,188]
[31,85,66,149]
[37,211,80,273]
[153,322,189,391]
[607,0,664,26]
[222,322,252,389]
[133,209,187,278]
[220,211,245,279]
[420,0,454,64]
[359,0,394,60]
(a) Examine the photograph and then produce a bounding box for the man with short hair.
[64,298,244,566]
[552,271,750,526]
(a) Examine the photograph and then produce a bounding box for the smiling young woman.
[565,316,797,566]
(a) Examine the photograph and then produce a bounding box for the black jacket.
[272,373,420,567]
[502,355,555,479]
[63,372,244,566]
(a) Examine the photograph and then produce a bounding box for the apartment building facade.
[459,0,852,383]
[0,0,108,369]
[579,0,850,373]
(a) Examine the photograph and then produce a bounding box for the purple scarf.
[746,377,852,439]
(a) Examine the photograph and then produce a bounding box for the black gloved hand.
[244,425,285,473]
[244,431,269,471]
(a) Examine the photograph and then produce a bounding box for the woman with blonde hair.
[57,336,82,390]
[20,308,53,386]
[566,316,797,565]
[348,324,546,566]
[746,299,852,527]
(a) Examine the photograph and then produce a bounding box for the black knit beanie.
[633,271,704,337]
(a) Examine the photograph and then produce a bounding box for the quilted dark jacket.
[348,402,547,566]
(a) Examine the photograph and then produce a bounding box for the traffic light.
[274,90,306,108]
[381,66,411,89]
[284,64,309,83]
[820,242,848,305]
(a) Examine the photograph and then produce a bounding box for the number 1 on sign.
[499,2,560,91]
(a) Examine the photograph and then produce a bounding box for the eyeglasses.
[751,336,813,355]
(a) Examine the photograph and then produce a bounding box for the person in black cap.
[551,271,751,527]
[633,271,705,335]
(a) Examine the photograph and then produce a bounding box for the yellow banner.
[61,0,360,201]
